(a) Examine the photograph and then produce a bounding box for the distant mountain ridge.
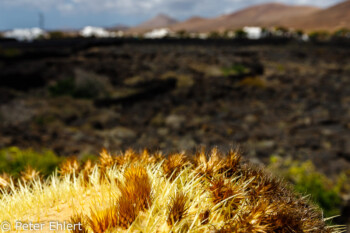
[127,14,178,34]
[169,3,320,32]
[170,16,209,32]
[282,0,350,31]
[127,1,350,33]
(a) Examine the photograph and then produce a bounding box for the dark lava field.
[1,39,350,177]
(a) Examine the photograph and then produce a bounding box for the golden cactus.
[20,166,41,183]
[0,148,341,233]
[163,153,189,180]
[70,213,89,233]
[59,157,80,176]
[199,209,210,225]
[99,148,114,169]
[87,207,114,233]
[122,166,152,211]
[167,192,189,226]
[0,173,11,191]
[87,166,152,231]
[82,160,94,184]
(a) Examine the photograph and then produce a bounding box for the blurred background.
[1,0,350,230]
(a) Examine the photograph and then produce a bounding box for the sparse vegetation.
[208,31,221,39]
[48,31,66,39]
[274,26,289,37]
[234,29,247,39]
[0,147,63,178]
[0,148,342,232]
[49,77,76,97]
[222,64,249,77]
[309,31,331,42]
[175,30,190,39]
[332,28,350,39]
[49,76,106,99]
[268,156,347,218]
[0,48,22,58]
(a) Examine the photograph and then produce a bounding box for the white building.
[80,26,116,38]
[3,28,46,41]
[115,31,124,38]
[144,28,171,39]
[301,34,309,42]
[243,27,262,40]
[198,33,209,39]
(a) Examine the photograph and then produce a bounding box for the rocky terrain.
[1,39,350,178]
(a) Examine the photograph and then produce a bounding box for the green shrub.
[175,30,189,39]
[295,29,304,38]
[208,31,221,39]
[49,77,76,97]
[268,156,343,217]
[48,31,65,39]
[309,31,331,42]
[234,29,247,39]
[275,26,289,36]
[49,77,102,99]
[222,64,249,76]
[0,147,63,178]
[222,30,230,38]
[332,28,350,39]
[0,48,22,58]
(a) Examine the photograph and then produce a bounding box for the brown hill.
[170,16,209,32]
[127,1,350,34]
[282,0,350,32]
[127,14,178,34]
[170,3,320,32]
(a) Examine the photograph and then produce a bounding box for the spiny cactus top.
[0,148,342,233]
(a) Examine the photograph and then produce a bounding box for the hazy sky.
[0,0,344,30]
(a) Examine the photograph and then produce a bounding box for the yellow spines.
[163,153,189,180]
[70,213,89,233]
[0,173,11,191]
[87,166,152,231]
[99,148,114,169]
[167,192,189,226]
[20,166,41,184]
[59,157,80,176]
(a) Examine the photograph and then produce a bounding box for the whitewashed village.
[1,25,313,41]
[2,8,350,42]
